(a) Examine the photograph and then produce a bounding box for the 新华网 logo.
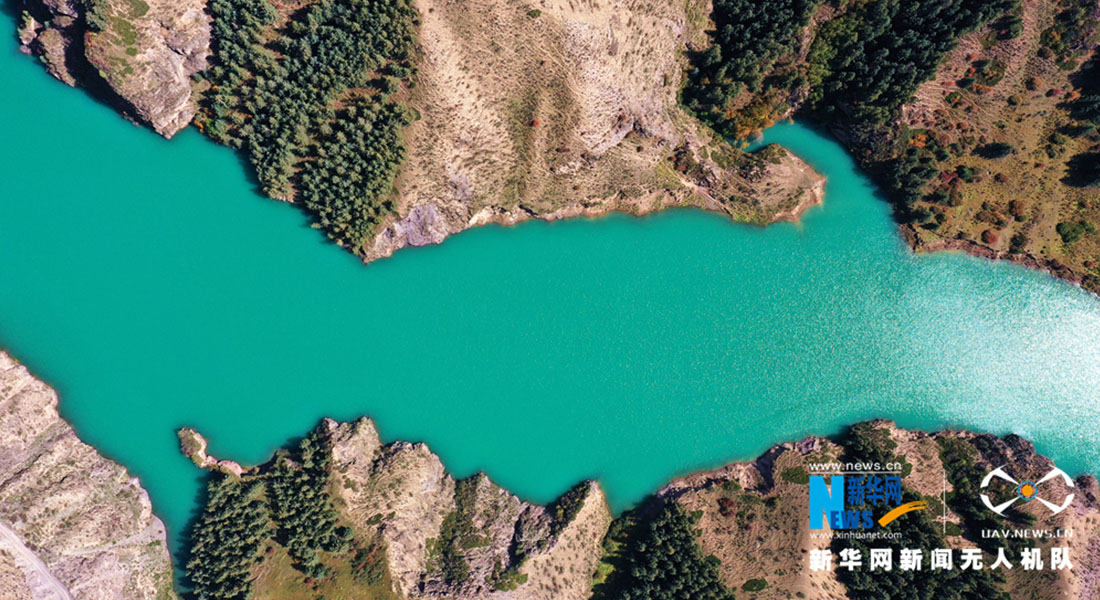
[980,465,1075,517]
[809,474,927,529]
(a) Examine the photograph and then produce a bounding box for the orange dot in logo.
[1017,481,1037,501]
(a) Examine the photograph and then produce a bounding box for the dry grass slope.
[366,0,824,261]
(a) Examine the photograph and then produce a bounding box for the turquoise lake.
[3,37,1100,562]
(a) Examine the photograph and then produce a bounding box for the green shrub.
[267,428,350,572]
[1057,220,1096,243]
[682,0,822,133]
[1066,153,1100,188]
[489,560,529,590]
[781,466,809,484]
[595,504,735,600]
[186,477,270,599]
[1039,0,1095,61]
[972,59,1006,86]
[833,429,1003,599]
[742,578,768,592]
[975,142,1013,158]
[993,12,1023,40]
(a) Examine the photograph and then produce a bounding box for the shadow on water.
[0,0,18,19]
[224,142,271,201]
[3,0,151,135]
[173,471,216,600]
[746,117,904,225]
[744,116,838,153]
[3,0,278,215]
[747,115,916,226]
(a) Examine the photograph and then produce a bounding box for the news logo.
[809,474,926,529]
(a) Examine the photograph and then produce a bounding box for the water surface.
[2,40,1099,556]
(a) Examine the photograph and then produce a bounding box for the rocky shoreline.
[654,420,1100,599]
[16,0,209,137]
[12,0,828,270]
[10,0,1097,298]
[177,427,246,477]
[901,224,1100,296]
[365,143,826,264]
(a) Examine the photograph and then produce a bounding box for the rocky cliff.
[0,352,176,600]
[16,0,209,137]
[327,418,612,600]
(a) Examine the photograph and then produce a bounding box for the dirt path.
[0,522,72,600]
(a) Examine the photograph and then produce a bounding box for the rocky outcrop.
[515,480,610,600]
[0,352,176,600]
[326,418,612,600]
[177,427,246,477]
[328,420,449,594]
[0,548,34,600]
[366,140,825,262]
[16,0,209,137]
[16,1,79,86]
